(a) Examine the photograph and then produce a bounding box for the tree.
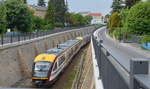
[5,0,33,32]
[0,3,6,33]
[23,0,27,4]
[123,1,150,35]
[38,0,46,6]
[108,12,121,32]
[111,0,123,12]
[45,0,55,24]
[125,0,141,8]
[46,0,68,25]
[32,16,44,31]
[84,16,92,24]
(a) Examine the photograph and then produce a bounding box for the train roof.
[43,40,79,56]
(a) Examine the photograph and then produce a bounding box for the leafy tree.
[46,0,67,25]
[68,13,87,26]
[54,0,67,24]
[84,16,92,24]
[124,1,150,35]
[38,0,46,6]
[23,0,27,4]
[5,0,33,32]
[0,3,7,33]
[45,0,55,24]
[125,0,141,8]
[108,12,121,32]
[32,16,44,31]
[111,0,123,12]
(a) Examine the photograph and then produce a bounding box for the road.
[95,27,150,73]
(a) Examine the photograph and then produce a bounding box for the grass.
[63,68,78,89]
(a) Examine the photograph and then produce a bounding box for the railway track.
[12,43,90,89]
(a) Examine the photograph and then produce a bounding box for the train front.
[32,54,56,86]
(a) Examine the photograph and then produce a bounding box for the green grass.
[63,67,78,89]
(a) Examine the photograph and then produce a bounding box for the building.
[89,13,103,24]
[29,5,48,18]
[78,12,91,17]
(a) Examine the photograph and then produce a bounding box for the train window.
[59,56,66,66]
[53,62,57,71]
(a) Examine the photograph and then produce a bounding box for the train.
[32,35,91,87]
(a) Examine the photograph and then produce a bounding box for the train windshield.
[33,62,52,78]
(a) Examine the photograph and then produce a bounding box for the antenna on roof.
[57,44,61,49]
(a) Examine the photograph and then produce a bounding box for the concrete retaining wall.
[0,26,96,87]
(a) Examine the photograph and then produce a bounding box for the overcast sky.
[27,0,112,16]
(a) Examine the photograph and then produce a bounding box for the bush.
[124,1,150,35]
[108,12,122,32]
[0,4,7,33]
[141,35,150,43]
[112,28,122,40]
[42,24,55,30]
[54,22,64,27]
[32,16,44,31]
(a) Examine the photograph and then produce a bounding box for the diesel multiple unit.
[32,35,91,86]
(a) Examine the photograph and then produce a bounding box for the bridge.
[0,26,149,89]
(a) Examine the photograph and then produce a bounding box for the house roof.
[30,5,48,11]
[89,13,102,16]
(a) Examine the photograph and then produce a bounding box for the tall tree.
[111,0,123,12]
[45,0,55,24]
[23,0,27,4]
[38,0,46,6]
[46,0,68,25]
[125,0,141,8]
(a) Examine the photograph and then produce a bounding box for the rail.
[0,26,95,45]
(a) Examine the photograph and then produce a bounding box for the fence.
[0,26,90,45]
[92,35,150,89]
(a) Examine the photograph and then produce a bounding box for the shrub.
[0,4,7,33]
[42,24,55,30]
[124,1,150,35]
[141,35,150,43]
[108,12,122,32]
[54,22,64,27]
[32,16,44,31]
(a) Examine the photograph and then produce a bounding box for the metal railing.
[0,26,89,45]
[92,35,150,89]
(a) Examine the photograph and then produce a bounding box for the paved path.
[94,27,150,88]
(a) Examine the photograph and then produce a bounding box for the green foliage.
[141,35,150,43]
[108,12,122,32]
[46,0,67,24]
[112,28,122,40]
[125,0,141,8]
[5,0,33,32]
[42,24,55,30]
[0,3,7,33]
[54,22,64,27]
[69,13,85,26]
[32,16,44,31]
[111,0,124,12]
[38,0,46,6]
[23,0,27,4]
[124,1,150,35]
[84,16,93,24]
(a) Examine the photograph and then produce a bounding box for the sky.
[27,0,113,16]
